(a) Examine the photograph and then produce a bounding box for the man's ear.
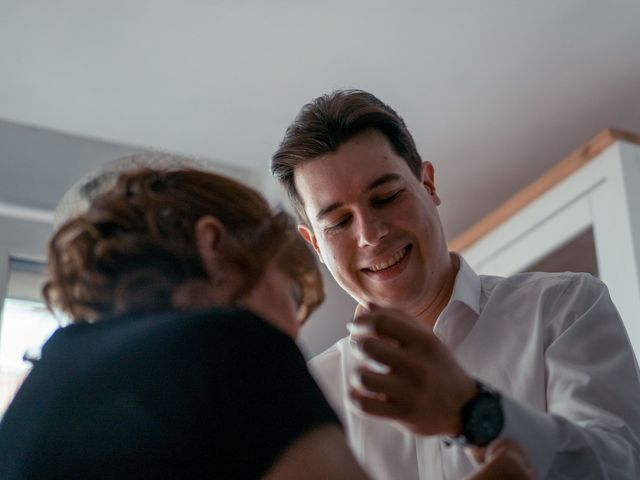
[421,161,441,206]
[297,224,324,264]
[195,215,227,279]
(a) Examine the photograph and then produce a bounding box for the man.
[271,89,640,479]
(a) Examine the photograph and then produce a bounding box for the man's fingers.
[349,388,408,420]
[358,369,407,399]
[353,307,433,350]
[358,337,418,375]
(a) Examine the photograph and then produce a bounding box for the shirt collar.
[446,253,481,315]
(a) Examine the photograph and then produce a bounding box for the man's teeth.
[368,248,407,272]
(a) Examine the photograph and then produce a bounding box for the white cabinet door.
[458,139,640,360]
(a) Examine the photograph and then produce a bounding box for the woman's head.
[44,168,324,337]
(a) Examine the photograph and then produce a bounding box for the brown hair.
[271,89,423,225]
[44,168,323,324]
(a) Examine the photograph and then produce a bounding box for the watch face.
[464,390,504,447]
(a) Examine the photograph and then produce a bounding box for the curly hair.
[44,168,323,324]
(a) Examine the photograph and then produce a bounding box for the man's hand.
[465,441,536,480]
[349,306,477,436]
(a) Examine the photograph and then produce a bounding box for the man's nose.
[356,211,389,247]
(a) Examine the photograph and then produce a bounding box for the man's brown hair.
[271,89,423,225]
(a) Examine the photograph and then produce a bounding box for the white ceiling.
[2,0,640,356]
[2,0,640,239]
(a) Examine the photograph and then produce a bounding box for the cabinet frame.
[451,130,640,358]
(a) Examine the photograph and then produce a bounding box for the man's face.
[294,129,451,313]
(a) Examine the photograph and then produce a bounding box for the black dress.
[0,307,339,479]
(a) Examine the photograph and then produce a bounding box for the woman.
[0,167,365,479]
[0,167,533,479]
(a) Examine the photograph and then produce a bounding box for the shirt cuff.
[499,393,559,479]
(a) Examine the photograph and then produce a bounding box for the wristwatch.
[452,381,504,447]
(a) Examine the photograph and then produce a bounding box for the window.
[0,259,60,415]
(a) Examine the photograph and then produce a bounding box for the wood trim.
[449,128,640,253]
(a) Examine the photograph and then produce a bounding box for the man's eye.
[324,216,350,233]
[372,190,402,207]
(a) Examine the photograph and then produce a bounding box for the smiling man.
[294,129,455,317]
[271,90,640,479]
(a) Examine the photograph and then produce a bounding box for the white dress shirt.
[310,255,640,479]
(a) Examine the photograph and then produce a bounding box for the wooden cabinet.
[450,129,640,358]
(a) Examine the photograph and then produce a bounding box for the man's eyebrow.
[316,202,342,222]
[315,173,403,222]
[366,173,402,191]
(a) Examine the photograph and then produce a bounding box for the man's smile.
[361,245,412,277]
